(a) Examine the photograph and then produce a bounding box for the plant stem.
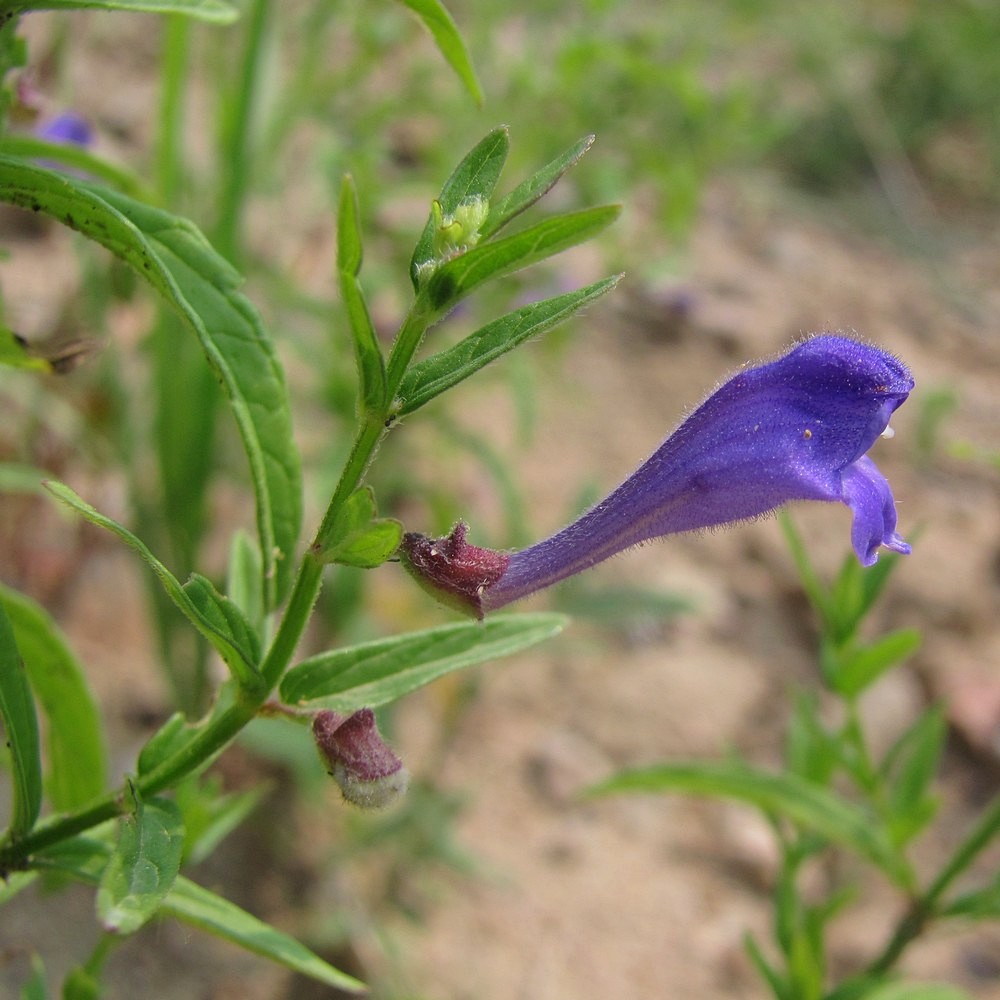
[865,790,1000,976]
[156,14,189,206]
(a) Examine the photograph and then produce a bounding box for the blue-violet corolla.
[400,334,913,618]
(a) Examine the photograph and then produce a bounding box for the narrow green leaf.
[182,573,262,668]
[482,134,596,239]
[4,0,238,22]
[18,954,47,1000]
[63,966,101,1000]
[0,584,107,810]
[588,761,906,882]
[0,325,48,371]
[941,876,1000,919]
[177,780,266,866]
[281,612,567,711]
[833,629,922,699]
[163,875,366,992]
[44,481,262,691]
[397,275,621,415]
[396,0,482,106]
[0,159,302,609]
[743,933,790,1000]
[420,205,620,318]
[0,601,41,842]
[410,126,509,286]
[337,175,386,414]
[0,135,146,197]
[884,706,945,845]
[97,794,184,935]
[137,712,189,776]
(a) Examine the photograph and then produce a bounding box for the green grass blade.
[397,275,621,415]
[833,629,922,699]
[421,204,620,317]
[163,875,366,992]
[281,612,567,711]
[5,0,238,21]
[0,158,302,608]
[97,794,184,934]
[396,0,482,106]
[588,760,906,882]
[0,584,107,810]
[482,134,596,239]
[0,601,42,842]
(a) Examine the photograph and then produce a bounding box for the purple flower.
[400,335,913,618]
[35,112,93,149]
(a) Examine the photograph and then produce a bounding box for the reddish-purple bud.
[313,708,409,810]
[398,521,510,619]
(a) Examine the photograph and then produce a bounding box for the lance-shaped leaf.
[182,573,262,668]
[588,761,909,885]
[313,487,402,569]
[481,134,596,239]
[420,205,620,318]
[0,601,41,842]
[2,0,238,21]
[281,612,566,711]
[44,481,262,691]
[0,158,302,609]
[397,275,621,415]
[396,0,482,107]
[0,584,107,810]
[163,876,366,992]
[337,175,386,415]
[410,126,509,287]
[0,134,146,196]
[98,793,184,934]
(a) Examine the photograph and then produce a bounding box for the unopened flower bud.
[313,709,409,810]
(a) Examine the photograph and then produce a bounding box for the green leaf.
[396,0,482,107]
[420,205,620,318]
[410,126,509,286]
[18,954,46,1000]
[0,601,41,842]
[175,778,266,865]
[883,706,945,846]
[137,712,189,776]
[63,966,101,1000]
[0,584,107,810]
[44,481,262,691]
[397,275,621,415]
[785,691,837,786]
[281,612,567,711]
[0,159,302,609]
[314,486,402,568]
[482,134,596,239]
[163,875,366,992]
[3,0,238,22]
[588,760,906,882]
[182,573,262,668]
[831,629,922,699]
[97,793,184,935]
[337,175,386,415]
[0,135,146,197]
[0,325,48,371]
[743,932,790,1000]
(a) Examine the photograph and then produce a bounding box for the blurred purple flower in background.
[35,111,93,149]
[401,334,913,617]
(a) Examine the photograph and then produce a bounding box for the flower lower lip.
[881,425,895,439]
